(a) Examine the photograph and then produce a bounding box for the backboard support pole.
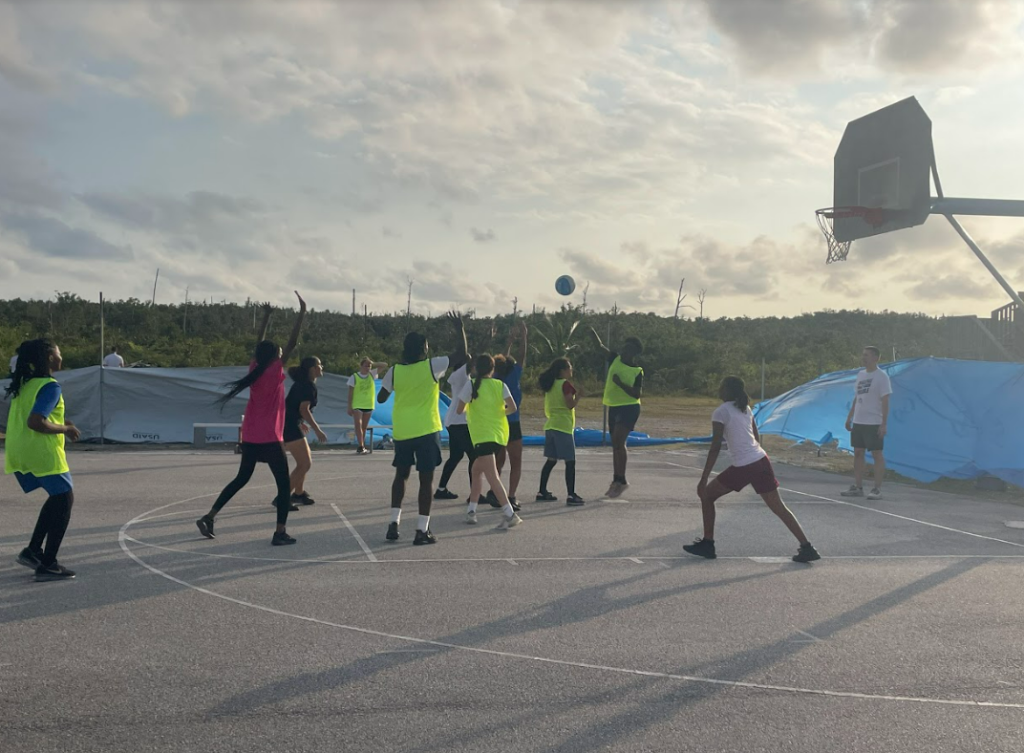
[943,213,1024,313]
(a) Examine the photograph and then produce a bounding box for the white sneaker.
[866,488,882,500]
[465,510,478,525]
[496,512,522,530]
[840,485,864,497]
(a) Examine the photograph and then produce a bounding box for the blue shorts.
[15,471,74,496]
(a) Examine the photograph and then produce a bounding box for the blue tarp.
[364,378,450,440]
[521,429,709,447]
[754,357,1024,486]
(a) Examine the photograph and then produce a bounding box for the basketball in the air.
[555,275,576,296]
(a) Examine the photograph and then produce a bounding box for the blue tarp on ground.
[521,429,709,447]
[753,357,1024,486]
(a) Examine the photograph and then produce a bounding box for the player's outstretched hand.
[446,311,464,329]
[295,291,307,312]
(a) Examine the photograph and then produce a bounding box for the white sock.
[467,501,478,513]
[418,514,430,531]
[390,508,401,524]
[502,503,514,517]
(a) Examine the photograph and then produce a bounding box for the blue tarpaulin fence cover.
[753,357,1024,486]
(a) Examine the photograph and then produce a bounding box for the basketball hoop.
[815,206,888,263]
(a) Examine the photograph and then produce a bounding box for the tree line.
[0,293,977,398]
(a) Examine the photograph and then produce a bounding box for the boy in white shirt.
[684,376,820,563]
[841,346,892,500]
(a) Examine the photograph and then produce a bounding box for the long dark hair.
[539,358,570,393]
[288,356,319,382]
[471,354,494,401]
[721,376,750,413]
[5,339,55,399]
[216,340,279,408]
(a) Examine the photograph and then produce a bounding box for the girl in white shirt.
[685,376,820,563]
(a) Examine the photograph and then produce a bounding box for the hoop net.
[815,206,888,264]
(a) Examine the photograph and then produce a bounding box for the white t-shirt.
[381,356,449,392]
[445,365,471,427]
[9,354,17,373]
[712,401,767,468]
[103,353,125,367]
[852,368,892,425]
[346,369,378,388]
[457,378,512,408]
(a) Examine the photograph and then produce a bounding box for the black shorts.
[851,423,884,452]
[393,432,443,472]
[282,421,306,443]
[507,420,523,443]
[474,441,504,457]
[608,404,641,433]
[240,442,287,464]
[447,423,474,458]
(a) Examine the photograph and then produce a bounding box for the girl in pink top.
[197,292,307,546]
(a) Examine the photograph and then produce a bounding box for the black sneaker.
[17,548,43,569]
[434,488,458,500]
[566,494,586,506]
[792,543,821,563]
[293,492,316,506]
[34,562,76,582]
[486,490,501,508]
[386,522,400,541]
[196,517,215,539]
[271,531,296,546]
[535,491,557,502]
[683,538,717,559]
[413,529,437,546]
[510,498,521,512]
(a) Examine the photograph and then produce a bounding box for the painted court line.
[118,502,1024,711]
[661,461,1024,551]
[331,503,378,562]
[795,629,824,643]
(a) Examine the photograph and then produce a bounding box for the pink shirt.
[241,359,286,444]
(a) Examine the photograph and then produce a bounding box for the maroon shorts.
[716,455,779,495]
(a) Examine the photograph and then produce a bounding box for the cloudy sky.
[2,0,1024,319]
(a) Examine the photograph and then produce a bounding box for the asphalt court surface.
[3,446,1024,752]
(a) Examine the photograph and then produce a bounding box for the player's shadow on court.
[206,557,982,753]
[204,540,772,718]
[407,557,985,753]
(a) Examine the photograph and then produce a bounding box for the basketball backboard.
[832,96,934,242]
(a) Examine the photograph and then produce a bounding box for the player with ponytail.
[685,376,820,563]
[198,292,307,546]
[456,354,521,528]
[279,355,328,508]
[4,339,81,581]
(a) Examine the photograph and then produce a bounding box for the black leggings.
[540,459,576,496]
[211,442,291,526]
[438,425,475,490]
[29,491,74,567]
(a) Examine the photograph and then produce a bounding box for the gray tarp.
[1,366,356,444]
